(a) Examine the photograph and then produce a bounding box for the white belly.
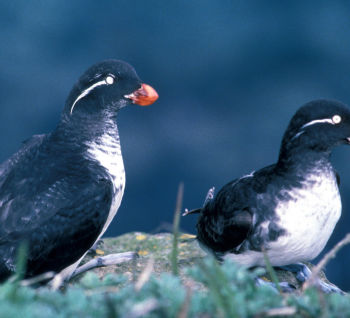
[269,173,341,265]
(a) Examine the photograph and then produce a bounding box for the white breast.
[85,132,125,237]
[267,170,341,266]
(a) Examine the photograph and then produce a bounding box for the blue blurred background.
[1,1,350,290]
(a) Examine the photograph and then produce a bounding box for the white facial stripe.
[70,79,108,114]
[292,115,342,141]
[301,118,334,129]
[291,130,305,141]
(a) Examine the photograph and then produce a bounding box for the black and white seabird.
[0,59,158,282]
[185,99,350,293]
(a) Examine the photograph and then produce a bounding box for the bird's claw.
[279,263,344,294]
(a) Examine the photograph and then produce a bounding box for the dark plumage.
[0,60,158,281]
[187,99,350,292]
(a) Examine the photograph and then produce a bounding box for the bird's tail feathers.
[203,186,215,207]
[182,186,215,217]
[182,208,201,216]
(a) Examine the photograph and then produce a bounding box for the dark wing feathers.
[0,134,46,183]
[26,179,112,277]
[196,179,253,253]
[0,176,113,278]
[0,134,113,279]
[196,164,277,254]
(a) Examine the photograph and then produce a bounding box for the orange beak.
[124,83,159,106]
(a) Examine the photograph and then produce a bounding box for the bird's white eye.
[105,76,114,85]
[332,114,341,124]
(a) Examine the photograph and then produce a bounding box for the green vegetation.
[0,255,349,318]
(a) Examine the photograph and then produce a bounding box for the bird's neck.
[53,111,121,150]
[276,147,333,177]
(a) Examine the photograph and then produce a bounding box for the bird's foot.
[279,263,311,283]
[279,263,344,294]
[50,251,137,290]
[71,251,138,279]
[316,280,344,294]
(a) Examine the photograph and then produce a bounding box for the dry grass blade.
[134,257,154,292]
[256,306,297,317]
[125,298,159,318]
[171,182,184,276]
[262,247,282,294]
[303,233,350,290]
[177,286,192,318]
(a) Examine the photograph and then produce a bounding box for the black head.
[279,99,350,161]
[63,59,158,118]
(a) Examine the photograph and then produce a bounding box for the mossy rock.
[77,231,341,293]
[78,232,204,283]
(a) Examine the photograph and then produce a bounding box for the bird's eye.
[105,75,114,85]
[332,115,341,124]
